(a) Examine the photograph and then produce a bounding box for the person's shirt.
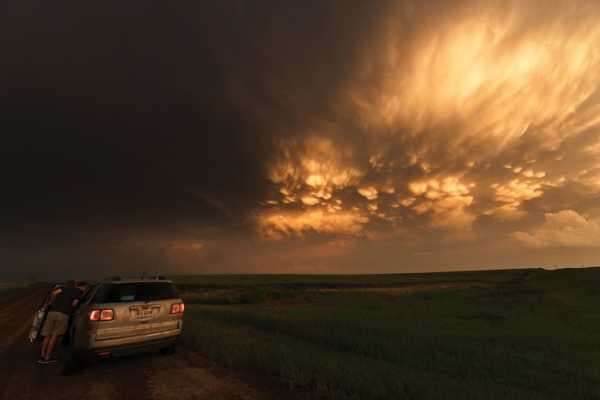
[50,286,81,315]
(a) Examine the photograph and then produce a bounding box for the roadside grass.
[179,268,600,399]
[174,268,524,291]
[181,287,304,305]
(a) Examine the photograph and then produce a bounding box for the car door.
[70,285,98,348]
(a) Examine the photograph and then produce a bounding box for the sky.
[2,0,600,279]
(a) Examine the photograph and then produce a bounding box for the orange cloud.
[257,208,369,240]
[269,136,364,205]
[513,210,600,248]
[253,2,600,248]
[357,186,378,200]
[406,177,475,231]
[485,179,544,219]
[350,3,600,162]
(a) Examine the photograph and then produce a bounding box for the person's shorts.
[41,311,69,337]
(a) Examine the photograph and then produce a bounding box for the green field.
[175,268,600,400]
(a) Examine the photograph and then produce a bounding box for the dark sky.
[2,1,600,279]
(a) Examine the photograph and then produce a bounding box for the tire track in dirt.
[0,336,152,400]
[144,351,265,400]
[0,288,47,400]
[0,288,47,352]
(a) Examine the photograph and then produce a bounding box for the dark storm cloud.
[1,2,277,232]
[0,1,396,276]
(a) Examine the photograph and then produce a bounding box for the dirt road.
[0,289,268,400]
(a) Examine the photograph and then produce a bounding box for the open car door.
[28,287,56,343]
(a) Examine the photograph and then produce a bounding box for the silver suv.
[69,278,184,358]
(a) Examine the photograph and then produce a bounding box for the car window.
[93,282,178,303]
[81,285,98,304]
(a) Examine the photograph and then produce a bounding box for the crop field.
[174,268,600,400]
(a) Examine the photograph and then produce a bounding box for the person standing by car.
[38,280,82,364]
[76,281,90,297]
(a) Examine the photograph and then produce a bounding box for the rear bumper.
[83,328,182,355]
[92,335,179,357]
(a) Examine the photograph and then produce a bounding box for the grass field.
[174,268,600,400]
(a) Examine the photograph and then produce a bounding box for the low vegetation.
[176,268,600,400]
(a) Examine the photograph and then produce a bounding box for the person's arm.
[71,288,84,308]
[42,287,62,309]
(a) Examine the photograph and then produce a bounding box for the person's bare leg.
[44,335,60,360]
[41,336,50,359]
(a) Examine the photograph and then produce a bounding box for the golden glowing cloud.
[253,1,600,247]
[513,210,600,248]
[485,179,544,219]
[351,3,600,159]
[269,136,363,205]
[301,195,320,206]
[263,136,375,238]
[258,209,369,240]
[493,179,543,203]
[357,186,379,200]
[405,176,475,230]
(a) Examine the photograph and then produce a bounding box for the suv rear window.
[93,282,178,303]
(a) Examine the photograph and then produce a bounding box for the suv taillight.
[89,308,114,321]
[170,303,185,314]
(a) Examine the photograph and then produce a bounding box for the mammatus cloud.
[267,136,364,207]
[257,209,369,240]
[351,1,600,152]
[251,1,600,249]
[513,210,600,248]
[257,136,371,239]
[404,177,475,230]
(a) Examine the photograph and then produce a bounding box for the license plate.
[131,306,155,319]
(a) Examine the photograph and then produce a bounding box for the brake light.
[89,310,101,321]
[89,308,114,321]
[170,303,185,314]
[100,309,114,321]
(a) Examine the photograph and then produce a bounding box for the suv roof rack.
[132,275,168,280]
[103,275,169,282]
